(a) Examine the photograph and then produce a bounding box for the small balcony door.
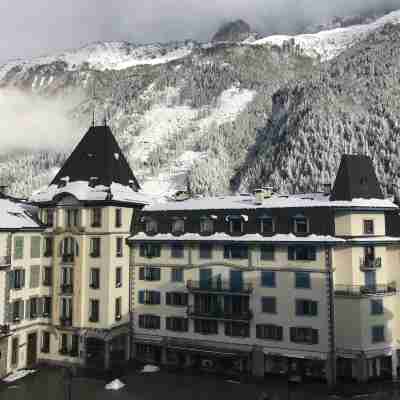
[364,270,376,288]
[230,270,243,292]
[200,269,212,289]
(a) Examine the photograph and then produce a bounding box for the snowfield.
[252,9,400,60]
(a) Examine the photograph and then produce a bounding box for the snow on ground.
[141,365,160,373]
[105,379,125,390]
[3,370,36,383]
[251,9,400,60]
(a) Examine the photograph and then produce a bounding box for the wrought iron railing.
[187,305,253,321]
[360,257,382,270]
[187,279,253,294]
[61,254,74,263]
[335,283,396,296]
[60,284,73,295]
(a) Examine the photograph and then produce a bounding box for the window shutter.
[8,270,14,289]
[139,267,144,280]
[312,329,319,344]
[309,247,316,260]
[154,268,161,281]
[183,293,188,306]
[21,269,25,288]
[6,302,13,323]
[277,326,283,341]
[138,291,145,304]
[288,247,295,260]
[19,300,24,320]
[155,292,161,304]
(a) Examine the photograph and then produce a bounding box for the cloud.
[0,0,398,62]
[0,89,83,154]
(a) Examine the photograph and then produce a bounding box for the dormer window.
[293,214,309,235]
[227,216,244,235]
[259,215,275,235]
[172,219,185,235]
[145,219,158,235]
[200,217,214,235]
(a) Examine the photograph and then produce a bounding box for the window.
[60,237,79,258]
[91,208,102,227]
[224,245,248,259]
[295,272,311,289]
[171,243,184,258]
[14,237,24,260]
[229,218,243,235]
[30,265,40,288]
[65,209,80,227]
[61,267,73,286]
[225,322,250,338]
[90,238,101,257]
[260,216,275,235]
[138,290,161,305]
[42,208,54,227]
[290,327,319,344]
[139,267,161,281]
[10,269,25,290]
[60,297,72,320]
[116,237,123,257]
[171,268,183,282]
[261,271,276,288]
[293,215,309,234]
[194,319,218,335]
[138,314,160,329]
[41,332,50,353]
[256,324,283,341]
[371,299,383,315]
[166,292,188,306]
[29,297,39,319]
[71,335,79,357]
[115,208,122,228]
[166,317,188,332]
[12,299,23,322]
[90,268,100,289]
[89,299,100,322]
[288,246,316,261]
[11,337,18,365]
[372,325,385,343]
[260,245,275,261]
[262,297,277,313]
[200,218,214,234]
[145,219,158,234]
[31,237,41,259]
[43,267,52,286]
[43,297,52,318]
[43,237,53,257]
[296,299,318,316]
[115,297,122,321]
[116,267,122,287]
[60,333,68,354]
[172,219,185,234]
[364,220,374,235]
[139,244,161,258]
[199,243,213,259]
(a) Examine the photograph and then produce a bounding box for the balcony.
[60,317,73,327]
[187,305,253,321]
[60,284,73,295]
[0,255,11,267]
[61,254,74,264]
[335,283,397,297]
[360,257,382,270]
[187,279,253,294]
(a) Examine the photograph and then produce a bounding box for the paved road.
[1,366,399,400]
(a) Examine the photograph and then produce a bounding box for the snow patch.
[141,364,160,373]
[105,379,125,390]
[3,370,36,383]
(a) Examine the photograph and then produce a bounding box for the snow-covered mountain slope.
[252,9,400,60]
[0,41,197,80]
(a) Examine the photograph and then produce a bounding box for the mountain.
[1,10,400,200]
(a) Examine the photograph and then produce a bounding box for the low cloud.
[0,0,398,62]
[0,89,83,154]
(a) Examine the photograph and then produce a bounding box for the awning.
[263,349,327,360]
[167,345,249,358]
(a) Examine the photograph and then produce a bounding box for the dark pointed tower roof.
[330,155,383,201]
[51,125,140,190]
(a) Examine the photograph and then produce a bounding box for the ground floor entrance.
[85,338,105,368]
[0,337,8,378]
[26,332,38,367]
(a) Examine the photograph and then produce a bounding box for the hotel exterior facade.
[128,155,400,385]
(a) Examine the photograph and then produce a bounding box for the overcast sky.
[0,0,399,63]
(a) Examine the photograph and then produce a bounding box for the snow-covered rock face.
[252,9,400,60]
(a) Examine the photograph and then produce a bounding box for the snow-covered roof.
[30,181,151,205]
[143,192,397,212]
[346,236,400,244]
[128,232,344,244]
[0,198,41,230]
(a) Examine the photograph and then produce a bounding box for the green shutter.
[31,237,41,259]
[14,237,24,260]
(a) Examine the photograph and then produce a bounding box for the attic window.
[360,177,368,185]
[58,176,70,188]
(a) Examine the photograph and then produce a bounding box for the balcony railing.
[61,254,74,263]
[187,305,253,321]
[335,283,397,297]
[360,257,382,270]
[60,317,72,327]
[0,255,11,266]
[60,284,73,295]
[187,279,253,294]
